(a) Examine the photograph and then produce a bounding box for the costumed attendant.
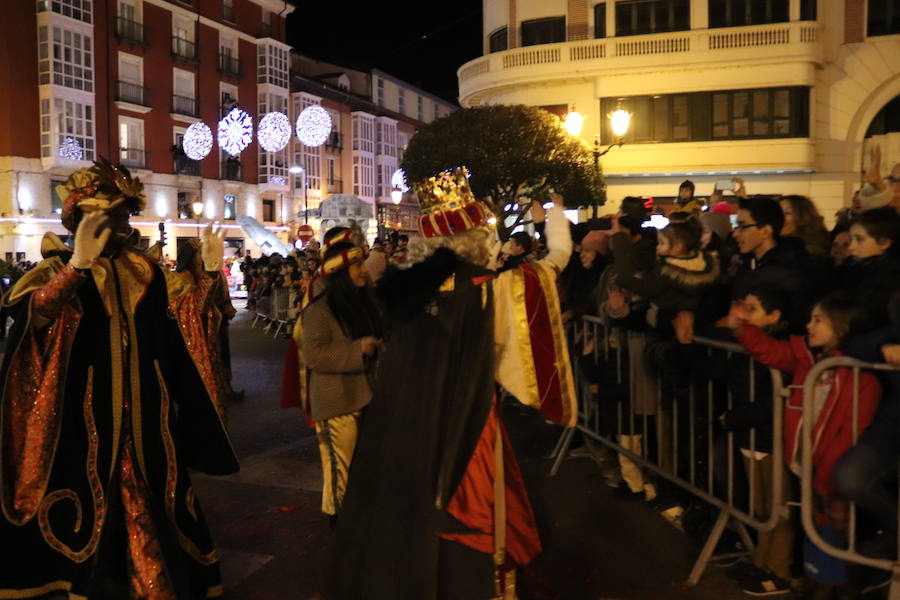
[280,226,364,426]
[327,168,576,599]
[301,242,382,518]
[0,160,238,599]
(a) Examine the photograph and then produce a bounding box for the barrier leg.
[549,427,576,477]
[734,520,756,554]
[889,569,900,600]
[686,508,729,586]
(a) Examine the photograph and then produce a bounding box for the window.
[398,89,405,115]
[38,26,94,91]
[50,180,65,214]
[54,98,95,160]
[865,96,900,136]
[173,69,196,115]
[799,0,816,20]
[600,87,809,144]
[220,83,238,115]
[223,0,234,22]
[417,96,424,121]
[616,0,690,36]
[868,0,900,36]
[262,199,275,222]
[118,0,136,21]
[376,78,384,106]
[594,3,607,38]
[521,16,566,46]
[709,0,789,29]
[40,0,93,24]
[257,42,288,88]
[118,116,144,167]
[177,191,192,218]
[489,26,508,52]
[223,195,235,220]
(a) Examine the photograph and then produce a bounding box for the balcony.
[172,94,198,117]
[116,81,149,107]
[221,158,242,181]
[458,21,823,106]
[115,17,147,46]
[327,179,343,193]
[120,147,148,169]
[174,159,200,176]
[324,132,343,151]
[218,54,242,80]
[171,36,198,63]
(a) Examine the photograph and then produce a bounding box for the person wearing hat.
[300,241,382,520]
[0,159,237,599]
[327,168,576,599]
[676,179,705,215]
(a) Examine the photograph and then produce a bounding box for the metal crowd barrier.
[250,286,292,337]
[800,356,900,599]
[551,315,789,586]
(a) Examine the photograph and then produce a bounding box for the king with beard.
[0,159,238,599]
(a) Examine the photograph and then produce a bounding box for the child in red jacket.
[728,291,881,591]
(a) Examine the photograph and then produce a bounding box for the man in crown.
[327,168,576,599]
[0,159,238,599]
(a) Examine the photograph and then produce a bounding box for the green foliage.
[401,105,604,239]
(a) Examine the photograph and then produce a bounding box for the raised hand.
[71,211,112,269]
[201,223,226,272]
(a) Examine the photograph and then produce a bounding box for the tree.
[401,105,604,240]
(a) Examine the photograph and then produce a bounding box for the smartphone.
[715,179,736,191]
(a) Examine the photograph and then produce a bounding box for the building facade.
[0,0,294,262]
[458,0,900,219]
[289,56,458,241]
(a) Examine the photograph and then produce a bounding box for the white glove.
[201,223,226,272]
[71,211,111,269]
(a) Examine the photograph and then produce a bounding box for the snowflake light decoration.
[58,137,83,160]
[258,112,291,152]
[391,168,409,192]
[296,105,332,147]
[182,122,213,160]
[218,107,253,156]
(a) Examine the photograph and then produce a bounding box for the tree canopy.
[401,105,604,240]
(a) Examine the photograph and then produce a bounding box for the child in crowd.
[718,284,795,595]
[729,291,881,597]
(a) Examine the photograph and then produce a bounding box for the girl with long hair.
[300,241,382,518]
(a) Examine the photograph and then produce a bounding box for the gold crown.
[414,167,476,215]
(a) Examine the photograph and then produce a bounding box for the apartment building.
[290,55,458,240]
[0,0,294,261]
[458,0,900,219]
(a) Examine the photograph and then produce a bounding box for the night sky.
[285,1,483,104]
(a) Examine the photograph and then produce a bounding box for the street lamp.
[391,187,403,205]
[289,164,307,224]
[191,200,204,237]
[563,111,584,136]
[590,108,633,218]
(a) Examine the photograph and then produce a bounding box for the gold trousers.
[314,411,362,515]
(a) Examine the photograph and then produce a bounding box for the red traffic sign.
[297,224,315,244]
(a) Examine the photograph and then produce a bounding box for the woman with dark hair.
[779,195,831,256]
[301,241,382,518]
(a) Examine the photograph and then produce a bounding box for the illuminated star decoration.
[218,107,254,156]
[182,122,213,160]
[258,112,292,152]
[391,168,409,192]
[295,105,332,147]
[58,137,83,160]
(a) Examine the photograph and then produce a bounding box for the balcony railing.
[328,179,343,193]
[218,54,242,79]
[223,4,234,22]
[258,22,272,38]
[172,94,198,117]
[117,81,149,106]
[115,17,147,46]
[221,159,242,181]
[324,132,343,150]
[174,159,200,176]
[458,21,822,101]
[120,148,148,169]
[171,36,198,62]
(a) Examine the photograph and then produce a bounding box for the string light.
[58,137,83,160]
[218,107,253,156]
[295,105,331,147]
[182,122,213,160]
[258,111,291,152]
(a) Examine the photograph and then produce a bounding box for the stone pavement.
[192,306,783,599]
